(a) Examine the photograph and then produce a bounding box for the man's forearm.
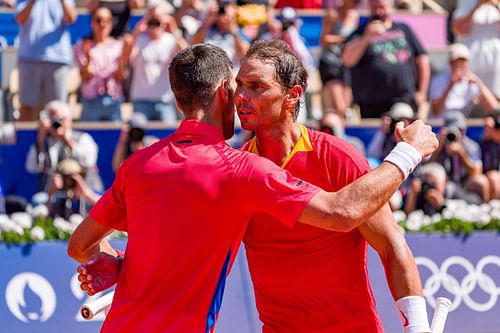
[342,36,370,67]
[300,161,406,232]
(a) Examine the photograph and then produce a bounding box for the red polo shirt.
[90,120,320,333]
[243,125,384,333]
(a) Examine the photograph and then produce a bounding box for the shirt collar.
[176,120,225,141]
[246,124,314,168]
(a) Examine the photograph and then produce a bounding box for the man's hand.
[77,252,122,296]
[394,120,438,158]
[364,20,386,40]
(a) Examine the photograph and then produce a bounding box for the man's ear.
[284,85,303,109]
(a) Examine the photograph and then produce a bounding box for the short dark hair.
[169,44,233,113]
[242,40,307,120]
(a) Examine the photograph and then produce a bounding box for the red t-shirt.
[243,126,384,333]
[89,120,320,333]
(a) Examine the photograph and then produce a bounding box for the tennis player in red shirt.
[237,40,431,333]
[68,44,437,332]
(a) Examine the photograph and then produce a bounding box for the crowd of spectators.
[1,0,499,216]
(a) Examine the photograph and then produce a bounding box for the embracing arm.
[299,120,438,232]
[68,216,114,263]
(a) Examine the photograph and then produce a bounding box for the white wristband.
[396,296,431,333]
[384,142,422,180]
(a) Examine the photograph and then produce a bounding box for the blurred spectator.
[87,0,144,38]
[120,4,186,123]
[429,43,498,119]
[172,0,206,39]
[430,111,490,203]
[404,162,450,215]
[191,0,250,69]
[112,112,158,172]
[480,115,500,199]
[47,159,100,219]
[25,101,102,197]
[367,102,415,161]
[452,0,500,99]
[342,0,430,119]
[319,111,366,154]
[74,7,124,121]
[318,0,360,118]
[0,0,14,8]
[15,0,77,121]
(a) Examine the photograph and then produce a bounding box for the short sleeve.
[89,162,128,231]
[401,23,426,57]
[234,154,321,228]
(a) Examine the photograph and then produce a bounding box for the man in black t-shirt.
[342,0,430,118]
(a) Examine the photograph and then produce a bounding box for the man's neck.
[254,122,302,166]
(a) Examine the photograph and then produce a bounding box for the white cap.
[449,43,470,61]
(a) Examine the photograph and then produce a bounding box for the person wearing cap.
[430,110,491,203]
[111,112,159,172]
[367,102,416,162]
[119,3,187,124]
[25,100,102,198]
[452,0,500,99]
[319,110,366,154]
[342,0,430,119]
[47,158,101,219]
[429,43,498,119]
[68,43,438,332]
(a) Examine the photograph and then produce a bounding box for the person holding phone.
[342,0,430,119]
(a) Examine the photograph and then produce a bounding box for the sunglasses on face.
[93,17,112,24]
[147,18,161,27]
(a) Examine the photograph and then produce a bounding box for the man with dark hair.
[237,39,430,332]
[68,43,437,332]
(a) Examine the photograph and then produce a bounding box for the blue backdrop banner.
[1,233,499,333]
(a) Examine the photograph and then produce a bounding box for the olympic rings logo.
[416,255,500,312]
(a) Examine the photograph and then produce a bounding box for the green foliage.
[399,218,500,235]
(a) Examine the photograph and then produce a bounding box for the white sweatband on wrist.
[384,142,422,180]
[396,296,431,333]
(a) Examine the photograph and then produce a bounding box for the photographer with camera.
[430,111,490,203]
[25,101,102,198]
[367,102,416,162]
[429,43,498,119]
[111,112,158,172]
[404,163,448,215]
[47,159,100,219]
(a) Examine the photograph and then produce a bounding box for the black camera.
[446,126,461,142]
[494,117,500,129]
[421,179,436,194]
[129,127,145,142]
[52,120,62,129]
[281,20,293,31]
[218,5,225,14]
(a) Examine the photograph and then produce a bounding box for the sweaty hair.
[242,40,308,119]
[169,44,233,114]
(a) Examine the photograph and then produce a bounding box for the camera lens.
[446,132,456,142]
[52,121,62,129]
